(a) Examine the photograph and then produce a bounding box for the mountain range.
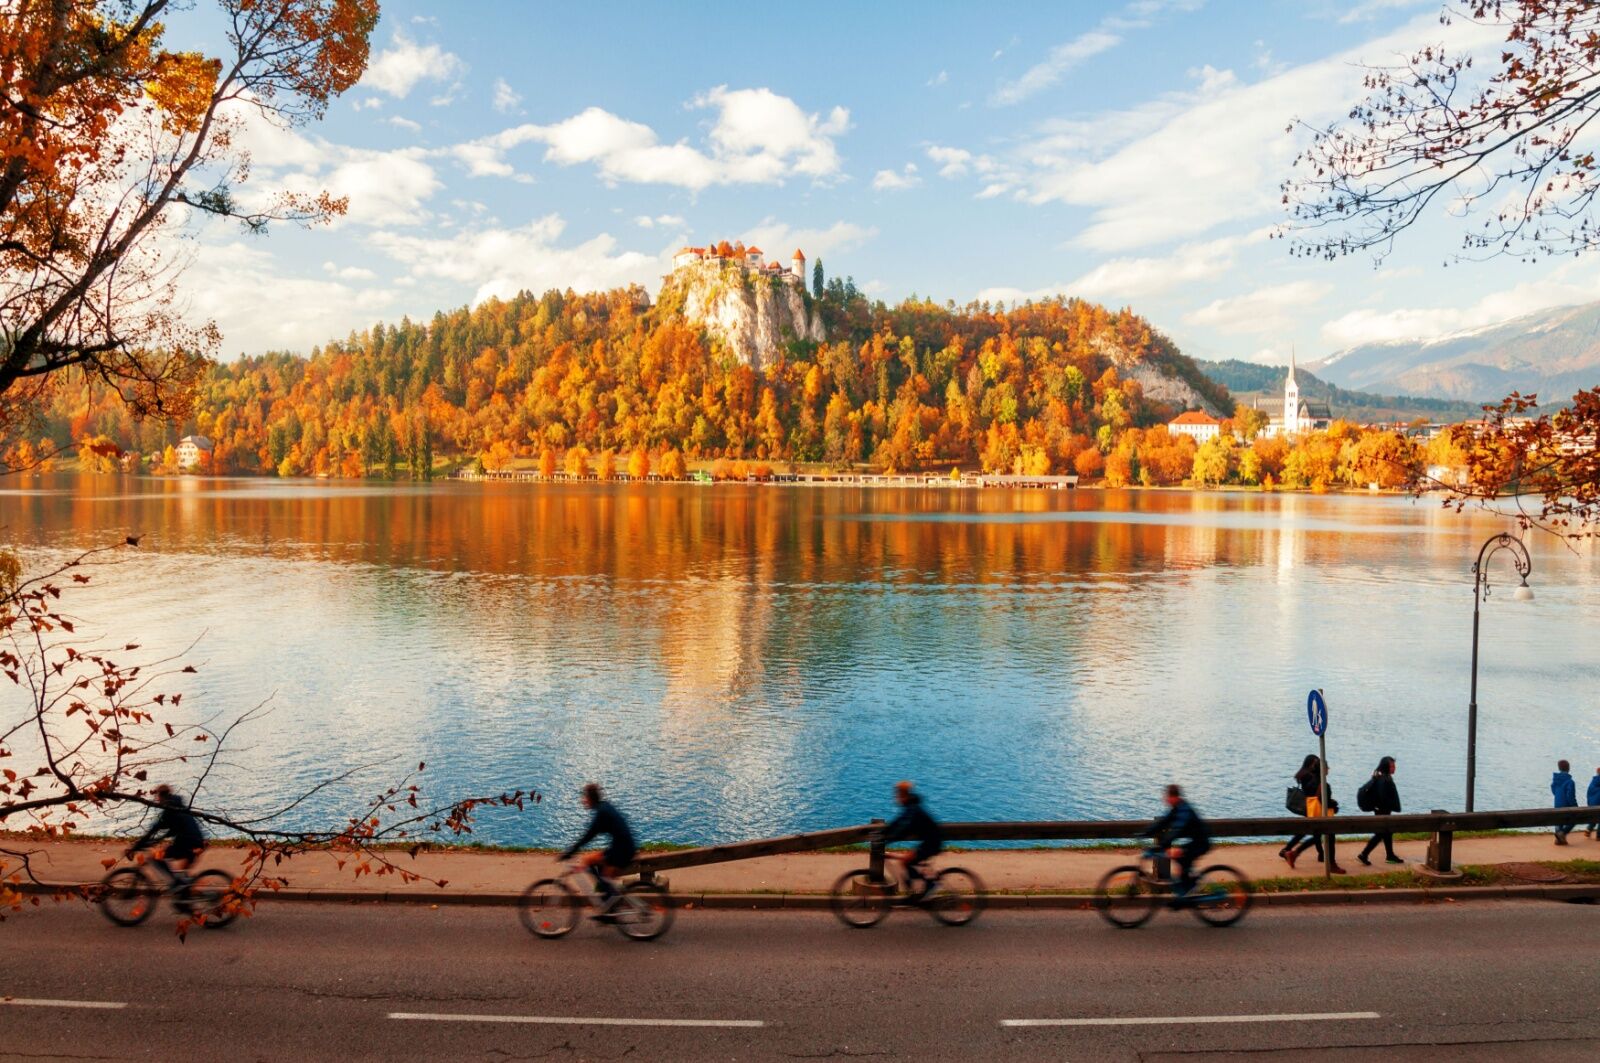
[1309,300,1600,403]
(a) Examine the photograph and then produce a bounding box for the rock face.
[1092,335,1228,417]
[659,260,825,370]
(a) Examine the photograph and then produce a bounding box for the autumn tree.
[659,448,686,480]
[0,0,379,462]
[1286,1,1600,262]
[1442,388,1600,535]
[627,446,650,479]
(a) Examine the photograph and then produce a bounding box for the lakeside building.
[1168,409,1223,442]
[669,242,806,284]
[1269,349,1334,436]
[177,435,213,470]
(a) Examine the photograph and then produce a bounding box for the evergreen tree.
[812,259,824,299]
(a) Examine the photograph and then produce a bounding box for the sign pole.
[1306,688,1332,881]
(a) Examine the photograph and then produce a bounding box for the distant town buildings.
[177,435,213,470]
[1168,409,1223,442]
[669,242,806,284]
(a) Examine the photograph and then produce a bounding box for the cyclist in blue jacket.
[1145,784,1211,904]
[127,785,206,886]
[558,783,637,918]
[882,781,943,903]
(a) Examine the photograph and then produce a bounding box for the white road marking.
[1,998,128,1010]
[1003,1011,1380,1028]
[389,1012,764,1028]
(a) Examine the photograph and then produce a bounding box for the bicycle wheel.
[1188,865,1252,927]
[182,870,240,929]
[926,867,986,927]
[518,878,582,938]
[99,868,159,927]
[613,882,674,942]
[828,868,892,929]
[1093,864,1160,929]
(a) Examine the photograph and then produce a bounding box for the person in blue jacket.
[558,783,637,916]
[881,780,944,902]
[1552,760,1578,845]
[1587,767,1600,839]
[1145,784,1211,904]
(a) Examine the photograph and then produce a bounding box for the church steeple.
[1283,344,1301,435]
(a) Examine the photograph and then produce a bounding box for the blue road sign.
[1307,689,1328,737]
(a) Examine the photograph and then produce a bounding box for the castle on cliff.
[669,242,806,284]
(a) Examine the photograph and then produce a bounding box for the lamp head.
[1513,579,1534,602]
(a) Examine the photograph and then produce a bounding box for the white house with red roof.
[1168,409,1223,442]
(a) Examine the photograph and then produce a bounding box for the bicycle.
[518,864,674,942]
[97,858,240,929]
[828,852,986,929]
[1092,848,1252,929]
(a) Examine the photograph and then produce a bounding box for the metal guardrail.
[629,806,1599,880]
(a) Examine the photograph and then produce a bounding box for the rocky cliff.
[657,260,825,370]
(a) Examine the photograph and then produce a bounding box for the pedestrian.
[1587,767,1600,839]
[1280,754,1320,866]
[1553,759,1578,845]
[1357,756,1403,865]
[1281,754,1345,873]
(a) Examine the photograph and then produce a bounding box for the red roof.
[746,246,763,255]
[793,249,805,258]
[677,246,705,255]
[1170,410,1221,425]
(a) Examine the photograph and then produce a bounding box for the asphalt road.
[2,898,1597,1062]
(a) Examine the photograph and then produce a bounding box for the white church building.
[1269,350,1333,436]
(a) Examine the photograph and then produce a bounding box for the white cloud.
[186,242,398,353]
[991,0,1202,106]
[989,14,1499,251]
[492,78,523,114]
[451,88,851,190]
[385,115,421,133]
[369,215,661,305]
[353,97,383,112]
[979,229,1268,305]
[1184,280,1332,334]
[225,102,441,228]
[925,144,1000,180]
[992,29,1122,106]
[927,70,949,87]
[633,213,688,229]
[872,163,920,191]
[1321,259,1600,347]
[322,261,379,281]
[360,31,466,99]
[737,219,877,263]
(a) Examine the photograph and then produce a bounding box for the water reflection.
[1,476,1596,846]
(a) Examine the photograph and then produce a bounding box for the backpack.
[1357,776,1377,812]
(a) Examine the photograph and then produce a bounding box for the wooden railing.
[629,806,1598,881]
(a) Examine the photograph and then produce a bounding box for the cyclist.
[881,780,943,903]
[557,783,637,920]
[127,784,206,887]
[1145,783,1211,905]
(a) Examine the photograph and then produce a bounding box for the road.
[2,899,1597,1062]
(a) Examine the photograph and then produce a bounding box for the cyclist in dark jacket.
[558,783,637,914]
[882,781,943,901]
[1146,784,1210,903]
[1357,756,1403,865]
[128,785,206,883]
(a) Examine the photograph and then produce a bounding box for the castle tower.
[1283,345,1300,435]
[792,249,805,279]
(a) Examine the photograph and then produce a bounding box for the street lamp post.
[1466,532,1534,812]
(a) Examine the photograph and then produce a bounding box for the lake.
[2,476,1597,847]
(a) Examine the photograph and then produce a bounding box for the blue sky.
[172,0,1600,368]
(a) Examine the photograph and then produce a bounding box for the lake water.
[3,476,1597,847]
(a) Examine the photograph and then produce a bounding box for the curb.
[20,882,1600,908]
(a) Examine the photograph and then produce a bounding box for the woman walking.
[1357,756,1403,865]
[1281,754,1345,873]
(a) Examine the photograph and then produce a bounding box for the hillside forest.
[8,284,1450,491]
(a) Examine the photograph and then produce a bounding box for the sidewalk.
[6,830,1597,902]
